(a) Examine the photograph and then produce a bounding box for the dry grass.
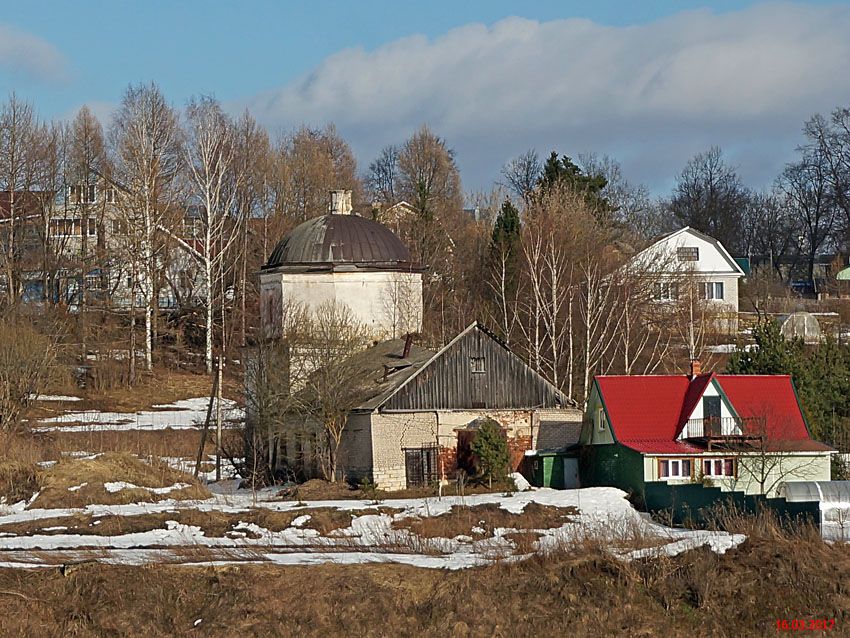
[29,453,211,509]
[281,478,518,502]
[0,432,59,503]
[0,506,401,539]
[80,368,239,413]
[392,502,577,539]
[0,517,845,637]
[48,429,214,460]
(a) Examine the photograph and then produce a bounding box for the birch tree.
[109,82,182,372]
[0,94,40,305]
[183,95,246,373]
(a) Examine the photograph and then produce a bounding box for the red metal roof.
[595,373,832,455]
[714,375,832,451]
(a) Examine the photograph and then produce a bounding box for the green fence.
[644,482,820,528]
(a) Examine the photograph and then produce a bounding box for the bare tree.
[366,144,399,206]
[109,82,183,373]
[777,147,838,291]
[803,109,850,251]
[67,106,107,350]
[0,316,63,431]
[273,124,361,223]
[501,149,540,207]
[232,110,273,349]
[182,95,247,373]
[298,301,370,482]
[729,411,825,497]
[381,272,420,339]
[670,146,750,255]
[243,299,310,484]
[0,94,40,305]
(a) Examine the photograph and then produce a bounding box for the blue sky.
[1,1,849,194]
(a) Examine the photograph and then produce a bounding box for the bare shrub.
[0,317,64,431]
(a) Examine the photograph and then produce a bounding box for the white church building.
[258,190,425,340]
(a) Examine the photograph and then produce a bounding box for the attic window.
[597,407,607,432]
[677,246,699,261]
[470,356,485,374]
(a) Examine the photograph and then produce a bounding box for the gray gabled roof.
[352,322,575,412]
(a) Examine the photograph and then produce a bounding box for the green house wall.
[580,443,646,500]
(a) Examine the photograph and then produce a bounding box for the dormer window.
[677,246,699,261]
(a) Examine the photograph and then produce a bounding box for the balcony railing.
[685,416,764,439]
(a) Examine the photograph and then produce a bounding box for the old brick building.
[309,322,583,490]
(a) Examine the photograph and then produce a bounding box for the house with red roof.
[580,369,834,500]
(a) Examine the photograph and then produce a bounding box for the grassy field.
[2,367,844,636]
[0,522,844,637]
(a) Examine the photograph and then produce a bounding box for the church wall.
[259,270,423,340]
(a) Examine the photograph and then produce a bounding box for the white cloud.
[243,3,850,192]
[0,24,67,82]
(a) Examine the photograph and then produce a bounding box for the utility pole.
[215,355,224,481]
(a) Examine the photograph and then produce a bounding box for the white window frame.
[654,281,679,301]
[677,246,699,262]
[597,407,607,432]
[659,458,692,480]
[703,281,724,301]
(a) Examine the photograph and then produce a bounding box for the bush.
[0,317,64,431]
[471,418,510,488]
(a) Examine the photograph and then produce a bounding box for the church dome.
[263,213,418,271]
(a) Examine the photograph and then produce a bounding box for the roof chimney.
[330,189,353,215]
[402,333,414,359]
[690,359,701,378]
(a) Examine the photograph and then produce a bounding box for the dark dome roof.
[263,214,417,271]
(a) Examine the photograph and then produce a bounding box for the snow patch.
[103,482,190,495]
[34,398,244,432]
[510,472,531,492]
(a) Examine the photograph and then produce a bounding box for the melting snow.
[0,487,747,569]
[33,398,244,432]
[103,482,191,495]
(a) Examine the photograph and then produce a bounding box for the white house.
[631,227,745,332]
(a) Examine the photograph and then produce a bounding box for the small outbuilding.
[777,311,821,343]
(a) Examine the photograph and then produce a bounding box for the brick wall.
[508,435,533,472]
[369,412,438,490]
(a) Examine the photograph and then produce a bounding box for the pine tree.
[727,319,850,445]
[471,418,510,488]
[538,151,610,213]
[491,199,521,253]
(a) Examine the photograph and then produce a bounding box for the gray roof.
[344,322,575,413]
[342,338,436,410]
[263,213,421,272]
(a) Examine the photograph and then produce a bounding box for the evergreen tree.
[471,418,510,488]
[726,319,803,376]
[538,151,611,214]
[727,319,850,445]
[490,199,521,254]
